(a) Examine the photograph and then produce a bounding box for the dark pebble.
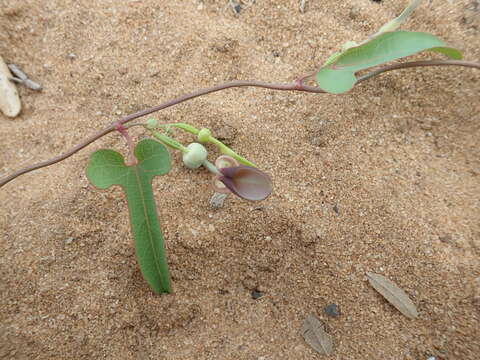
[251,289,263,300]
[333,204,339,214]
[324,303,340,317]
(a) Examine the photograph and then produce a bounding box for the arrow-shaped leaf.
[86,139,172,294]
[316,31,462,94]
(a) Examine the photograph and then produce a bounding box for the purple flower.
[212,156,272,201]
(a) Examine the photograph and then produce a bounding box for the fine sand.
[1,1,479,359]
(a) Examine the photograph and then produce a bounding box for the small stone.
[324,303,340,317]
[229,0,241,14]
[0,56,21,117]
[251,289,263,300]
[438,234,452,243]
[64,237,75,244]
[333,204,339,214]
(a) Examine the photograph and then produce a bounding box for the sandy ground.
[1,0,479,359]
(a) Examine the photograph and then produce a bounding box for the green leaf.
[315,69,357,95]
[316,31,462,94]
[86,139,172,294]
[374,0,422,36]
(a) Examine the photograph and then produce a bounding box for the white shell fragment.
[0,56,21,117]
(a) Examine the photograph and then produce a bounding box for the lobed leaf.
[86,139,172,294]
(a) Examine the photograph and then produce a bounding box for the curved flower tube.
[217,165,273,201]
[211,155,272,201]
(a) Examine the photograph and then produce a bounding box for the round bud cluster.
[182,143,208,169]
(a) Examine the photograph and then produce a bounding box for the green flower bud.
[197,128,212,143]
[182,143,208,169]
[146,118,158,129]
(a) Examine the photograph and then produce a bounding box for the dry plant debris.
[366,272,419,319]
[209,191,227,209]
[7,64,42,91]
[301,314,333,355]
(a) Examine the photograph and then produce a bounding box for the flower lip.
[218,165,272,201]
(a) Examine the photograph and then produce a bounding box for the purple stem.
[115,122,137,166]
[0,59,478,188]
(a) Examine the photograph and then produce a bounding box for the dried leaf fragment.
[24,78,42,91]
[7,63,42,91]
[301,314,333,355]
[209,191,227,209]
[366,272,418,319]
[8,64,28,81]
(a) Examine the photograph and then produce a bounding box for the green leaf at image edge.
[86,139,172,294]
[316,31,462,94]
